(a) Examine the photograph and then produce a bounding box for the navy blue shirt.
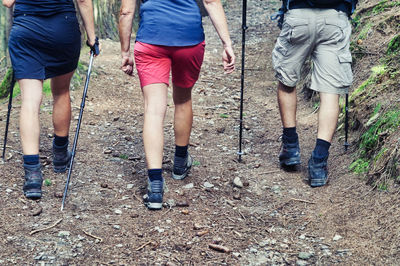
[285,0,355,15]
[136,0,205,47]
[14,0,76,17]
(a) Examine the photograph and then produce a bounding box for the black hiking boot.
[279,137,301,168]
[308,153,329,187]
[172,153,193,180]
[53,142,72,173]
[23,163,43,199]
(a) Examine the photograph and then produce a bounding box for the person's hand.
[121,53,134,76]
[87,37,101,56]
[222,45,235,74]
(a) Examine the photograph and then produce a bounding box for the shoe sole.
[309,177,328,187]
[24,191,42,199]
[172,155,193,180]
[145,202,163,210]
[279,157,301,167]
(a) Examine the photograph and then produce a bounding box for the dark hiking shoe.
[53,143,72,173]
[308,153,329,187]
[23,164,43,199]
[172,153,193,180]
[143,177,164,210]
[279,138,301,167]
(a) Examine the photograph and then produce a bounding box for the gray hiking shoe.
[279,137,301,167]
[53,143,72,173]
[23,164,43,199]
[172,153,193,180]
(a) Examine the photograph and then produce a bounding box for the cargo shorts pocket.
[283,17,309,44]
[323,17,350,43]
[337,52,353,87]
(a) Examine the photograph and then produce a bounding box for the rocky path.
[1,0,400,265]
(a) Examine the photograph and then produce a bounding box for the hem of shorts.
[309,85,349,95]
[276,76,297,88]
[140,81,170,88]
[45,63,78,80]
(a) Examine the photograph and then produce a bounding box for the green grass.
[372,0,400,14]
[119,154,129,160]
[192,160,200,166]
[349,158,370,174]
[44,179,52,186]
[387,34,400,55]
[219,113,229,118]
[358,23,372,40]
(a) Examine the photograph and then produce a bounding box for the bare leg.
[19,79,43,155]
[142,83,168,169]
[317,92,340,142]
[277,81,297,128]
[172,84,193,147]
[51,71,74,137]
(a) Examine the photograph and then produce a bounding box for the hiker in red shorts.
[119,0,235,209]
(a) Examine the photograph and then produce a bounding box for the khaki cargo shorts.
[272,8,353,94]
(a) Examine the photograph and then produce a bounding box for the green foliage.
[43,80,51,96]
[360,108,400,153]
[372,0,400,14]
[219,113,229,118]
[387,35,400,55]
[350,65,386,101]
[350,158,370,174]
[192,160,201,166]
[0,67,14,99]
[358,23,372,40]
[119,154,129,160]
[44,179,52,186]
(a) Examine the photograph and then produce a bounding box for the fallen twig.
[290,198,315,204]
[29,218,63,235]
[258,169,280,175]
[83,230,103,242]
[209,243,231,253]
[136,240,152,251]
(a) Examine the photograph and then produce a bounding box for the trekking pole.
[344,93,349,151]
[61,52,94,211]
[238,0,247,162]
[2,71,16,160]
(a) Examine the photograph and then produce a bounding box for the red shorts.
[134,41,205,88]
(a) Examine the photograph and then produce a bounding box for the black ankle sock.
[313,138,331,160]
[148,168,162,181]
[175,145,188,158]
[282,127,298,143]
[23,154,40,166]
[54,134,69,147]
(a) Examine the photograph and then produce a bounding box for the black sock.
[23,154,40,166]
[54,134,69,147]
[313,138,331,161]
[282,127,298,143]
[148,168,162,181]
[175,145,188,158]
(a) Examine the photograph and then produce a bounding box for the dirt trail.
[1,1,400,265]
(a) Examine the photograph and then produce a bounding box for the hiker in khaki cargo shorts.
[272,0,358,187]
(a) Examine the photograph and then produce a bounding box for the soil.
[1,1,400,265]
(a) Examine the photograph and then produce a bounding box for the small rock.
[203,182,214,188]
[104,149,112,154]
[124,136,132,141]
[100,183,108,188]
[193,223,203,230]
[216,127,225,133]
[212,237,222,244]
[113,225,121,230]
[181,209,189,215]
[333,234,343,241]
[155,226,165,233]
[298,252,313,260]
[296,260,308,266]
[232,252,241,257]
[176,200,189,207]
[54,191,63,199]
[183,183,194,189]
[58,231,70,237]
[271,185,281,194]
[299,234,306,240]
[30,206,43,216]
[250,247,258,253]
[113,117,120,121]
[233,193,241,200]
[116,244,123,248]
[233,177,243,188]
[114,209,122,215]
[127,184,134,189]
[243,180,250,187]
[6,188,12,193]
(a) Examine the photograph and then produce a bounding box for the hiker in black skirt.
[3,0,100,199]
